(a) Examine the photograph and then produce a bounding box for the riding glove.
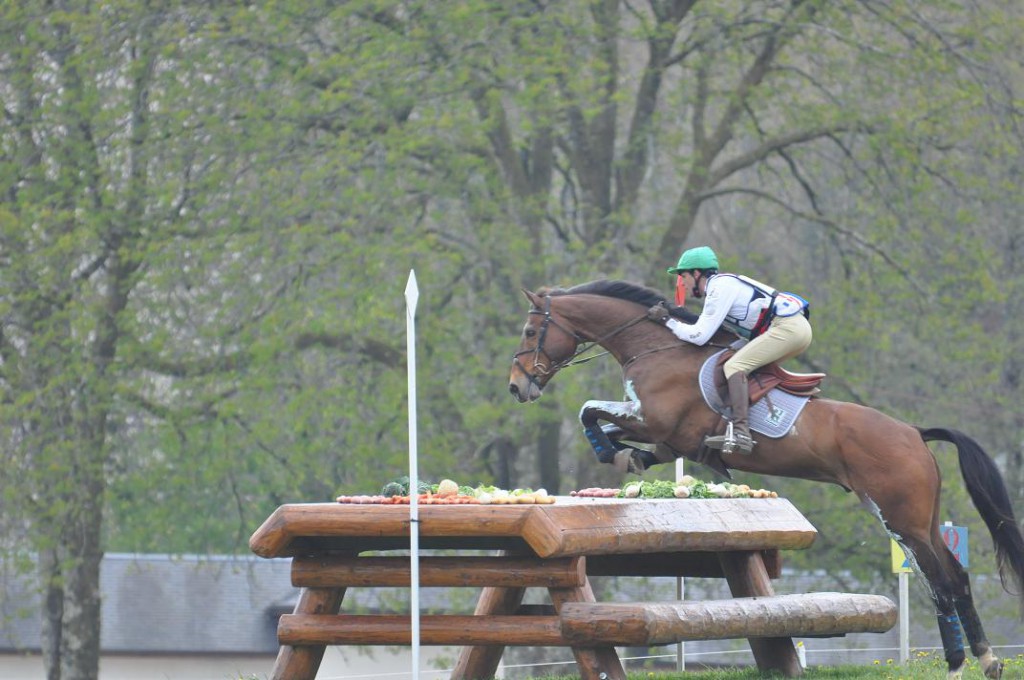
[647,304,669,323]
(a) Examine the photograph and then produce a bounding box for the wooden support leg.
[719,551,802,677]
[451,585,526,679]
[271,587,346,680]
[549,577,626,680]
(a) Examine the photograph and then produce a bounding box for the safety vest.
[717,274,809,340]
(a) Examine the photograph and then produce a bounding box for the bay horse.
[508,279,1024,680]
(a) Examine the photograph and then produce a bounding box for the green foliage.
[537,650,1024,678]
[2,2,1022,675]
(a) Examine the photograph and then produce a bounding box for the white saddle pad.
[698,349,810,439]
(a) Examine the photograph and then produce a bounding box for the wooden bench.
[249,498,897,679]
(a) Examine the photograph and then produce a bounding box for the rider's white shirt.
[666,274,767,345]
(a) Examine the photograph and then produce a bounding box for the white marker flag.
[405,270,420,679]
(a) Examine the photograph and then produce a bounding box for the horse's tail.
[920,426,1024,603]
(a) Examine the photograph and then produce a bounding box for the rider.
[649,246,812,454]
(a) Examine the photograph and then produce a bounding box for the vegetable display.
[336,478,556,505]
[336,476,779,505]
[572,475,778,499]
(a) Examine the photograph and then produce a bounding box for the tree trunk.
[58,428,107,680]
[60,537,102,680]
[38,549,63,680]
[536,419,561,494]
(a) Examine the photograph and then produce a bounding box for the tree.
[0,2,344,676]
[325,0,1024,507]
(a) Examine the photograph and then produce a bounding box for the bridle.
[511,295,650,391]
[511,297,580,393]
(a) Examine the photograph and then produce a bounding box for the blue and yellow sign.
[890,539,914,573]
[891,524,968,573]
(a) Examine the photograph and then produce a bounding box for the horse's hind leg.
[899,533,1002,679]
[898,535,967,678]
[949,558,1003,678]
[917,529,1003,678]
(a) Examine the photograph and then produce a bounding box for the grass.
[533,651,1024,679]
[235,651,1024,679]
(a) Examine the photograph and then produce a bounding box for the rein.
[620,334,735,370]
[621,344,684,371]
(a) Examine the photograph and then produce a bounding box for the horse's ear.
[521,288,542,309]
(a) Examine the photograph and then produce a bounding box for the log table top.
[249,496,817,559]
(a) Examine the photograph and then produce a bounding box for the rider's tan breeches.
[724,313,812,379]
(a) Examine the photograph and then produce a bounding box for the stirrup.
[704,422,755,454]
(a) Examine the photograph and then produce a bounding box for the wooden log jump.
[560,592,898,646]
[278,613,565,646]
[250,498,898,680]
[277,592,898,650]
[291,555,585,588]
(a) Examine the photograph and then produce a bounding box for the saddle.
[714,350,825,402]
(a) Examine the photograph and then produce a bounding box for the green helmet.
[668,246,719,274]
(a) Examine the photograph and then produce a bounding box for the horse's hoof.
[980,650,1003,679]
[947,661,966,680]
[626,452,647,475]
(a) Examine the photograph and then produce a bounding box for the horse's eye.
[525,329,536,338]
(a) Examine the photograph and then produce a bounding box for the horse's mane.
[538,279,698,323]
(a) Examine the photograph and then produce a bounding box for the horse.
[507,279,1024,680]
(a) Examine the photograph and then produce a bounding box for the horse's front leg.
[578,399,665,472]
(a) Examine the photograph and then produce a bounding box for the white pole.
[675,457,686,672]
[899,571,909,665]
[405,270,421,680]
